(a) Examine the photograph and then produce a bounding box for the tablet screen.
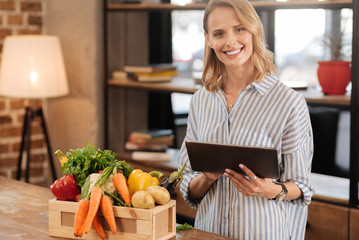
[185,141,279,179]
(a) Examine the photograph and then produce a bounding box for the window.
[171,9,204,115]
[275,8,353,89]
[170,7,353,113]
[171,10,204,79]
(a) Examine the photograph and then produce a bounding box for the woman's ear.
[204,32,212,48]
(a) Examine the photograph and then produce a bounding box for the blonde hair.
[202,0,276,92]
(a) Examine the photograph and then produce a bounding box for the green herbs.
[176,223,194,232]
[116,160,133,180]
[61,143,124,188]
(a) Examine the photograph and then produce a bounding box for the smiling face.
[205,6,254,70]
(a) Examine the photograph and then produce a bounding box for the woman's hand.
[224,164,280,199]
[188,172,222,200]
[203,172,222,182]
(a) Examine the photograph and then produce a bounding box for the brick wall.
[0,0,49,186]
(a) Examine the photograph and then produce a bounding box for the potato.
[146,186,170,205]
[131,190,155,209]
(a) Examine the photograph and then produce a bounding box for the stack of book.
[125,129,174,152]
[126,129,174,162]
[112,63,178,83]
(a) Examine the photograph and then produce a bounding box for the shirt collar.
[215,74,278,96]
[250,74,278,96]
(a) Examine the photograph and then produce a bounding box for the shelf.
[311,173,350,205]
[107,0,352,11]
[108,77,200,94]
[108,77,351,107]
[107,3,206,11]
[117,148,179,172]
[299,89,351,108]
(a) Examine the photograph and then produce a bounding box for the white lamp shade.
[0,35,69,99]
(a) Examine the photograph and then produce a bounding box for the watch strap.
[272,182,288,201]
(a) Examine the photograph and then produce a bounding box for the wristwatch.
[272,182,288,201]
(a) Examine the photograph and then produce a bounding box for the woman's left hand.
[224,164,278,199]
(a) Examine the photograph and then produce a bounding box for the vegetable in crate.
[73,199,90,237]
[84,186,102,234]
[127,169,164,195]
[113,172,131,205]
[146,186,170,205]
[57,143,133,188]
[160,163,186,195]
[55,150,68,167]
[74,163,125,238]
[50,175,79,201]
[131,190,155,209]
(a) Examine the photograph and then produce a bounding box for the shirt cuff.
[179,172,202,209]
[289,180,315,206]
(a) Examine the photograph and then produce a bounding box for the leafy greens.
[61,143,133,188]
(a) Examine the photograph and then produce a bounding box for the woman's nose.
[225,33,236,46]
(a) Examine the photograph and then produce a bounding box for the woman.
[178,0,314,239]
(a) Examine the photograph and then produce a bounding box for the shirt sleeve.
[178,92,202,209]
[280,94,315,206]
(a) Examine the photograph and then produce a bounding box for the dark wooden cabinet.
[350,208,359,240]
[306,201,349,240]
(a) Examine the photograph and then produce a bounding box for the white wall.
[44,0,104,176]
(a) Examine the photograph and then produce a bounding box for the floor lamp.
[0,35,69,183]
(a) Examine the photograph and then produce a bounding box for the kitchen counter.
[0,176,233,240]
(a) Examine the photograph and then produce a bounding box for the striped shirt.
[178,74,314,240]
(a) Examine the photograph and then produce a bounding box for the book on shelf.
[123,63,177,73]
[135,70,178,82]
[130,129,173,140]
[112,70,177,83]
[128,129,174,147]
[129,134,174,146]
[135,75,173,83]
[131,151,171,162]
[112,71,135,81]
[125,141,167,152]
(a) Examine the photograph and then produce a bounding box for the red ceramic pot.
[317,61,351,95]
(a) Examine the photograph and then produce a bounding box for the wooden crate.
[49,199,176,240]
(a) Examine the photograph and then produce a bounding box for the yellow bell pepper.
[128,169,164,195]
[54,150,68,167]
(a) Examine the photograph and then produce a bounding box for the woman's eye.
[213,32,223,37]
[235,27,244,32]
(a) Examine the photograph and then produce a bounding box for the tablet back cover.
[185,141,279,179]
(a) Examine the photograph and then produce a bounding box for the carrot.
[73,199,90,237]
[84,187,103,234]
[100,195,117,234]
[92,212,106,239]
[113,173,131,205]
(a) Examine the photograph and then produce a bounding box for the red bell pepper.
[50,175,80,201]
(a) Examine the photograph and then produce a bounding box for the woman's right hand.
[188,172,221,200]
[203,172,222,182]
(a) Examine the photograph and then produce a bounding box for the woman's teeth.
[225,49,241,55]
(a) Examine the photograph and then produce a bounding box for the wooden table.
[0,176,233,240]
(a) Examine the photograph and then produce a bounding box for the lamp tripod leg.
[16,107,30,181]
[38,108,57,182]
[25,108,33,183]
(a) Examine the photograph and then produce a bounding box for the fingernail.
[239,164,244,168]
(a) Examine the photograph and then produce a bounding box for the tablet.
[185,141,279,179]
